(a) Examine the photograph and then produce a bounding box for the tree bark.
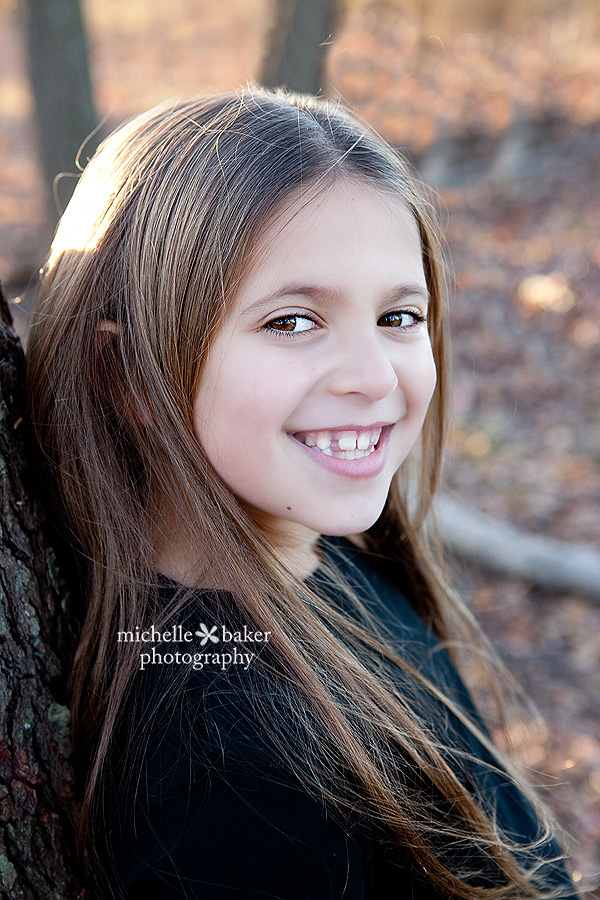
[22,0,100,224]
[260,0,339,94]
[0,285,86,898]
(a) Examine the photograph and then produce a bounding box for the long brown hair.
[27,88,570,898]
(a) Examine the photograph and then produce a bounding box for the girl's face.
[192,179,437,560]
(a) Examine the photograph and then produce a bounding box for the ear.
[93,320,153,427]
[97,318,119,336]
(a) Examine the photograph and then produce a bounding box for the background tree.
[260,0,340,93]
[22,0,100,226]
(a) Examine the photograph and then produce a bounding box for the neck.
[154,507,323,587]
[244,509,322,580]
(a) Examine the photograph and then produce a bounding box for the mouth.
[291,425,386,461]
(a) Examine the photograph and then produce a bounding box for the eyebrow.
[242,282,430,315]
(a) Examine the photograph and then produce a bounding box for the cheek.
[422,353,438,407]
[404,345,438,416]
[193,349,309,448]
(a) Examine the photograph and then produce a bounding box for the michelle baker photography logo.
[117,623,272,671]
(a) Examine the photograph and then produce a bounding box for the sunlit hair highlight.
[27,87,570,899]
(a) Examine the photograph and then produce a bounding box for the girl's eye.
[378,310,426,330]
[264,315,318,335]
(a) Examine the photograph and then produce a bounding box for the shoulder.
[116,611,283,771]
[104,627,379,899]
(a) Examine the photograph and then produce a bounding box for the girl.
[26,88,577,899]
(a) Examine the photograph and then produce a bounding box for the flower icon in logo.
[195,624,219,646]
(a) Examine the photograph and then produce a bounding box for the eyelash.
[262,314,319,338]
[378,310,427,329]
[262,309,427,338]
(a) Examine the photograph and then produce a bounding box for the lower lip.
[290,426,392,479]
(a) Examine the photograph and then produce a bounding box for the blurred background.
[0,0,599,889]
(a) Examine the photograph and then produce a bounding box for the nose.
[327,329,399,401]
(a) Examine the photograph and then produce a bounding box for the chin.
[300,500,388,538]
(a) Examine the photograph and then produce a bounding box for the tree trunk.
[0,285,86,898]
[22,0,100,224]
[260,0,339,94]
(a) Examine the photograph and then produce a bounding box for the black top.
[101,538,575,899]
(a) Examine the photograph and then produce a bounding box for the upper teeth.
[298,427,382,454]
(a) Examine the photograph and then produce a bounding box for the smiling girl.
[26,89,576,899]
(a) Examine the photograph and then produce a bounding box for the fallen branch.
[437,495,600,602]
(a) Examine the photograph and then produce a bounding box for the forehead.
[260,177,418,250]
[234,178,425,304]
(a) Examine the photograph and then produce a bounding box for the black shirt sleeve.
[115,749,371,900]
[104,658,377,900]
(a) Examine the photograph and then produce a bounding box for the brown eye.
[378,310,424,329]
[265,315,317,334]
[270,316,298,332]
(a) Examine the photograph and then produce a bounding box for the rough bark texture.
[260,0,339,94]
[0,285,86,898]
[22,0,100,222]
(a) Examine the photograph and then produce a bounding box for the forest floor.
[0,0,599,890]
